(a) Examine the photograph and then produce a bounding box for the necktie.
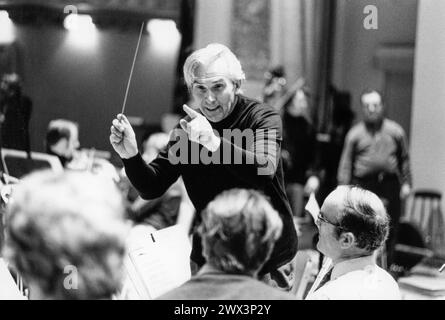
[314,267,333,291]
[306,258,333,297]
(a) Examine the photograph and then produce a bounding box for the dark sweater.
[282,113,317,184]
[122,94,298,273]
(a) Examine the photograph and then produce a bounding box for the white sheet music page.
[0,258,26,300]
[124,224,192,299]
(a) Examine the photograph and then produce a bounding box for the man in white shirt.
[306,185,401,300]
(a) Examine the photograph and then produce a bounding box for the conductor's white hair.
[183,43,245,88]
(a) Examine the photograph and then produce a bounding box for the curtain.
[171,0,195,115]
[0,42,22,79]
[270,0,336,131]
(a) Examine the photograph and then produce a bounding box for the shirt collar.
[197,263,255,278]
[331,254,376,281]
[198,263,224,276]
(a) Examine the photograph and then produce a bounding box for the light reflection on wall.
[63,14,98,50]
[146,19,181,55]
[0,10,15,44]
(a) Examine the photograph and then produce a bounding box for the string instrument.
[271,77,308,112]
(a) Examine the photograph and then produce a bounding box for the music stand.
[0,148,63,179]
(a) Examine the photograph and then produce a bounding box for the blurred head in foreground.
[3,170,129,299]
[200,189,282,277]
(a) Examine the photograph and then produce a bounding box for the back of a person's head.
[45,119,78,151]
[335,185,389,253]
[3,170,128,299]
[200,189,282,276]
[183,43,245,89]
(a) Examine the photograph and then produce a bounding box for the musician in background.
[3,170,129,299]
[262,67,319,220]
[45,119,80,168]
[0,73,32,153]
[45,119,119,181]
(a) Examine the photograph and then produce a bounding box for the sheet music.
[0,258,26,300]
[305,192,320,223]
[123,224,192,299]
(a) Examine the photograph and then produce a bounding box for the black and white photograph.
[0,0,444,306]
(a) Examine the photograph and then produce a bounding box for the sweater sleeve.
[212,106,282,184]
[122,147,181,200]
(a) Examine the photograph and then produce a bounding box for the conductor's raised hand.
[109,114,138,159]
[179,104,220,152]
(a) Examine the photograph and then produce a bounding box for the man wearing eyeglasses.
[110,43,298,291]
[306,185,401,300]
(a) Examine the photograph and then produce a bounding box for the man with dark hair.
[158,189,295,300]
[337,89,411,268]
[306,185,400,300]
[0,73,32,153]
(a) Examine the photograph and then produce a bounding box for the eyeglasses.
[317,212,341,228]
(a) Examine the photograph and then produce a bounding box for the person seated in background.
[306,185,401,300]
[158,189,295,300]
[110,44,298,291]
[46,119,119,181]
[2,170,129,299]
[45,119,80,168]
[277,79,319,221]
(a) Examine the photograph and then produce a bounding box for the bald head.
[325,186,389,252]
[330,185,387,220]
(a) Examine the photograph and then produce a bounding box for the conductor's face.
[190,61,237,123]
